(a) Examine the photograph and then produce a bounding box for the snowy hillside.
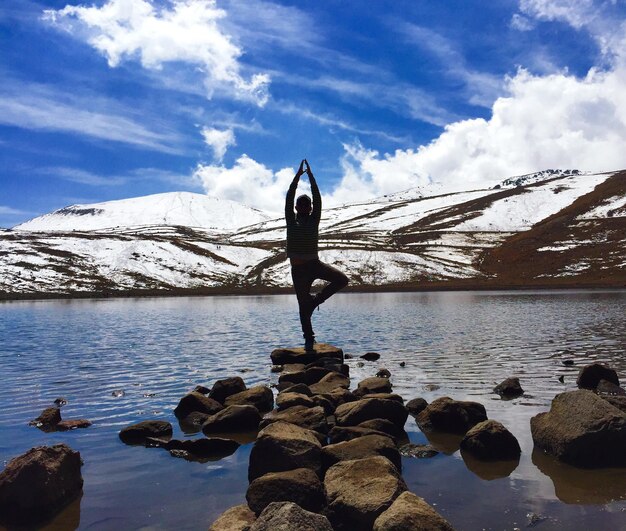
[1,170,624,297]
[15,192,270,232]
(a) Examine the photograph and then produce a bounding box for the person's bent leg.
[291,264,315,342]
[312,260,349,305]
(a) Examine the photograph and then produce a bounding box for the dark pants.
[291,259,349,340]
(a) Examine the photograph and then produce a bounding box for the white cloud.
[201,127,236,161]
[519,0,596,30]
[510,13,536,31]
[44,0,270,105]
[0,206,30,216]
[0,81,181,152]
[193,154,302,213]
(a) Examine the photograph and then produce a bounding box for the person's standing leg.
[291,263,316,343]
[311,260,349,306]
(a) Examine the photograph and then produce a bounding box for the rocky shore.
[1,346,625,528]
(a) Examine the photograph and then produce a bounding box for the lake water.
[1,290,626,530]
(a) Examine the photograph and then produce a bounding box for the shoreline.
[1,278,625,302]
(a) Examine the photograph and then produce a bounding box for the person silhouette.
[285,159,349,349]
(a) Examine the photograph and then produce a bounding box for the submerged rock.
[57,419,92,431]
[576,363,619,390]
[119,420,173,444]
[460,420,521,460]
[248,422,322,481]
[246,468,325,515]
[324,456,407,531]
[29,407,61,430]
[225,386,274,412]
[166,438,239,461]
[0,444,83,526]
[376,368,391,378]
[209,377,247,404]
[270,344,343,365]
[493,377,524,398]
[249,501,333,531]
[416,397,487,434]
[202,405,261,435]
[373,491,454,531]
[174,392,223,419]
[530,389,626,467]
[399,444,439,459]
[209,504,256,531]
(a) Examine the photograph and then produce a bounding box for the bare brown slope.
[479,171,626,286]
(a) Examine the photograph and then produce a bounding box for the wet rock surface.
[0,444,83,526]
[249,501,333,531]
[416,397,487,434]
[460,420,521,460]
[373,491,454,531]
[246,467,325,515]
[531,389,626,467]
[119,420,173,444]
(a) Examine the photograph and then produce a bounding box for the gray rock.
[209,377,247,403]
[174,392,223,419]
[406,398,428,416]
[209,504,256,531]
[324,456,407,530]
[322,434,401,472]
[250,502,333,531]
[202,405,261,434]
[276,392,316,411]
[460,420,521,460]
[270,344,344,365]
[354,377,393,398]
[248,422,322,481]
[225,386,274,412]
[493,377,524,398]
[373,491,454,531]
[335,398,408,429]
[119,420,173,444]
[260,405,328,434]
[246,468,325,515]
[416,397,487,434]
[530,389,626,467]
[0,444,83,526]
[576,363,620,390]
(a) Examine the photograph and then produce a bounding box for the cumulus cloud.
[201,127,236,161]
[518,0,596,30]
[44,0,270,105]
[193,154,304,213]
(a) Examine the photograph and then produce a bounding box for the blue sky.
[1,0,626,226]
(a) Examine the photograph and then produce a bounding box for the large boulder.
[246,468,325,515]
[0,444,83,526]
[576,363,619,390]
[119,420,173,444]
[373,491,454,531]
[322,434,401,472]
[202,405,261,435]
[174,392,223,419]
[250,502,333,531]
[353,377,392,398]
[460,420,521,460]
[259,406,328,434]
[225,386,274,412]
[276,392,316,411]
[271,344,344,365]
[209,504,256,531]
[209,377,247,404]
[530,389,626,467]
[248,422,322,481]
[416,397,487,434]
[324,456,407,531]
[309,372,350,395]
[493,377,524,398]
[335,398,408,429]
[406,398,428,416]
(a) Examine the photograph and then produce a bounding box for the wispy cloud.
[39,167,127,186]
[43,0,270,105]
[0,206,31,216]
[0,80,183,153]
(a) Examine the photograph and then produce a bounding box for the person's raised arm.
[304,159,321,222]
[285,160,305,223]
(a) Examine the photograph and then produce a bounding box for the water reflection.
[461,450,520,480]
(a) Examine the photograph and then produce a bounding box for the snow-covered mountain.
[15,192,270,232]
[1,170,624,297]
